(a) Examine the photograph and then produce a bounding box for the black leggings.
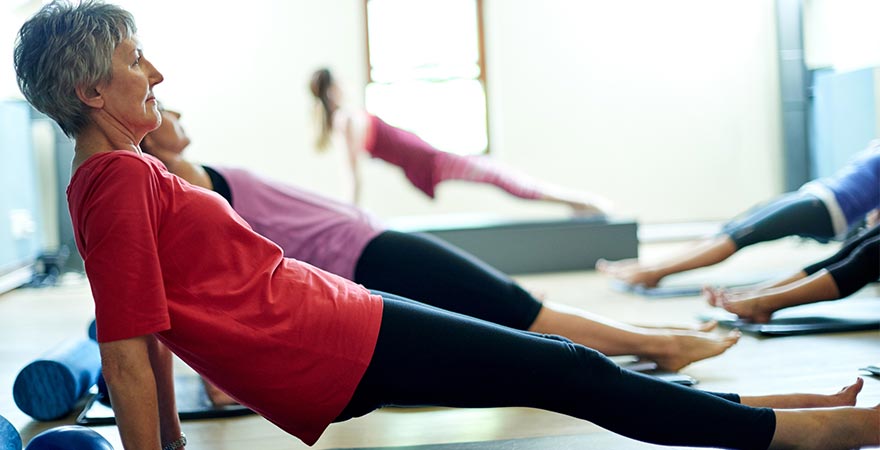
[354,230,543,331]
[803,224,880,297]
[337,292,776,449]
[722,191,836,249]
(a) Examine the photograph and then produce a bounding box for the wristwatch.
[162,432,187,450]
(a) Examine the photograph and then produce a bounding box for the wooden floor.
[1,238,878,449]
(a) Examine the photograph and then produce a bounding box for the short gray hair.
[13,1,137,137]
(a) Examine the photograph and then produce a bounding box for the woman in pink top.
[145,107,741,376]
[15,2,879,449]
[310,68,613,215]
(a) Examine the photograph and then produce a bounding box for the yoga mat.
[612,357,697,386]
[611,280,706,298]
[611,270,781,298]
[76,373,253,425]
[700,297,880,336]
[859,364,880,377]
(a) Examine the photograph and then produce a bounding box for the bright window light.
[366,0,488,155]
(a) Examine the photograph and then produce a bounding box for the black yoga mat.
[76,374,253,425]
[700,297,880,336]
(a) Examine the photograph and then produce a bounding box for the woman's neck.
[72,125,141,172]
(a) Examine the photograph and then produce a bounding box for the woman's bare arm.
[148,339,183,447]
[101,334,181,450]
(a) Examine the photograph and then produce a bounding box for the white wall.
[483,0,782,222]
[2,0,784,225]
[876,68,880,136]
[804,0,880,71]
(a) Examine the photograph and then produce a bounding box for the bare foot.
[719,290,775,323]
[596,258,638,275]
[570,202,605,218]
[647,329,741,372]
[772,403,880,450]
[704,284,769,307]
[570,192,614,217]
[703,286,723,307]
[202,378,240,406]
[742,378,864,409]
[545,190,613,217]
[596,258,664,288]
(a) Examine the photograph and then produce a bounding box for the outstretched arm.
[100,335,183,450]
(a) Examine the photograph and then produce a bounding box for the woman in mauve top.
[14,2,879,449]
[143,107,742,377]
[309,68,614,215]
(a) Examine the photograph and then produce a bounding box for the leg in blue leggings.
[337,293,776,449]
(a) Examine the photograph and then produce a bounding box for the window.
[364,0,489,155]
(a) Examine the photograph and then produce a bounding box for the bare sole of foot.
[649,329,741,372]
[720,293,774,323]
[596,258,639,274]
[596,259,663,288]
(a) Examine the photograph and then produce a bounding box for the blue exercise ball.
[25,426,112,450]
[0,414,22,450]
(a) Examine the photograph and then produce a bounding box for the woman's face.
[148,109,190,154]
[97,36,164,138]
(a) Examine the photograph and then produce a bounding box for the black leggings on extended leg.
[723,191,836,249]
[337,293,776,449]
[803,224,879,297]
[354,230,542,330]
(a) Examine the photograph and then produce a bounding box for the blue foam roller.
[0,414,22,450]
[13,338,101,421]
[87,319,97,341]
[25,425,112,450]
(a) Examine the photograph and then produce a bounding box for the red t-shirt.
[67,151,383,445]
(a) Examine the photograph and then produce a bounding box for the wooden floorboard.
[1,238,877,449]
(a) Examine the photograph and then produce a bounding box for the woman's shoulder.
[71,151,161,188]
[76,150,155,169]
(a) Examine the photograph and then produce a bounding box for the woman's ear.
[75,83,104,109]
